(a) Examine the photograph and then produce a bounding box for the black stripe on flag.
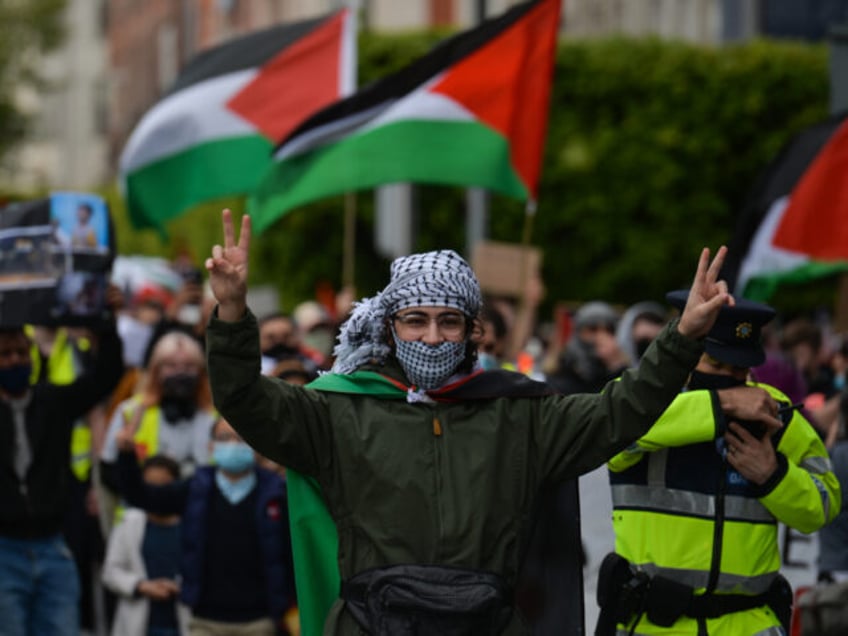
[166,12,337,96]
[274,0,546,152]
[722,111,848,290]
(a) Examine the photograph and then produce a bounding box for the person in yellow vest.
[597,291,841,636]
[100,331,216,492]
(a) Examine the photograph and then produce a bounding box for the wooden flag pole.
[342,192,356,288]
[507,200,539,362]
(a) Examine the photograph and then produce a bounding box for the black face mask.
[262,343,299,361]
[160,373,199,423]
[688,370,746,391]
[635,338,653,360]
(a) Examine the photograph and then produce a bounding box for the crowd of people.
[2,214,847,635]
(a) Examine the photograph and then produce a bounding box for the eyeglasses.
[392,312,467,337]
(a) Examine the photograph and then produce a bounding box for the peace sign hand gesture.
[677,246,734,340]
[205,209,251,322]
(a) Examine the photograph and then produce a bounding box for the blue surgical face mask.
[478,352,500,371]
[212,442,255,473]
[0,364,32,396]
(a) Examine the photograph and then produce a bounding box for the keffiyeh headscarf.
[331,250,482,374]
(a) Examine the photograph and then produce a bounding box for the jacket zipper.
[432,410,445,560]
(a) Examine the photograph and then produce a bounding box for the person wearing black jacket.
[0,321,123,636]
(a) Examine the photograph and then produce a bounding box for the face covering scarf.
[392,327,466,391]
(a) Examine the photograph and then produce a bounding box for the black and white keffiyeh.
[331,250,481,375]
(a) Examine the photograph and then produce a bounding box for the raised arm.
[204,210,332,476]
[205,208,250,322]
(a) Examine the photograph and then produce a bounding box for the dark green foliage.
[0,0,66,163]
[110,33,831,313]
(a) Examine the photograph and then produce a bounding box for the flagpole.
[339,0,360,290]
[507,200,539,362]
[342,192,356,288]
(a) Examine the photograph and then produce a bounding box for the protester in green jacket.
[203,209,781,636]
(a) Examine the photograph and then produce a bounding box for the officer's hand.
[717,386,782,433]
[205,208,250,322]
[725,422,778,485]
[677,246,733,339]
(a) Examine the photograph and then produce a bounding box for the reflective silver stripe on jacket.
[611,484,776,523]
[801,455,831,475]
[632,562,776,595]
[615,625,784,636]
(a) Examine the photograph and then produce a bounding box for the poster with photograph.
[0,192,115,326]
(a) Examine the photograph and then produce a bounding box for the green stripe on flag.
[125,135,274,230]
[249,119,529,233]
[743,261,848,301]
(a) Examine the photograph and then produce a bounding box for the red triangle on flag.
[773,119,848,260]
[430,0,560,199]
[227,10,348,142]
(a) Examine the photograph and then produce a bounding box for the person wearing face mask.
[0,321,124,636]
[597,292,840,636]
[100,332,216,498]
[114,418,297,636]
[615,301,668,368]
[102,455,190,636]
[548,301,631,395]
[200,210,788,636]
[259,312,321,377]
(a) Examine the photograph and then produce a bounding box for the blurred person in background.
[142,266,207,368]
[615,301,668,368]
[293,301,335,368]
[259,312,320,378]
[102,455,189,636]
[0,312,123,635]
[817,418,848,584]
[477,304,510,371]
[781,318,836,401]
[115,418,297,636]
[548,301,630,395]
[100,331,216,496]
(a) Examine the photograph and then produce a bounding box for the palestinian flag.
[249,0,562,233]
[119,9,355,232]
[724,112,848,301]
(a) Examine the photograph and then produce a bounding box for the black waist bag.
[341,564,513,636]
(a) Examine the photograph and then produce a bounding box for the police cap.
[666,290,775,368]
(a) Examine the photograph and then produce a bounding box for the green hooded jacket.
[206,310,703,635]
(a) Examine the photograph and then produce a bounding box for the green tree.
[0,0,66,164]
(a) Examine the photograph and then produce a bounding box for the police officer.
[598,292,841,636]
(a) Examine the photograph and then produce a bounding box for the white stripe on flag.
[119,69,257,173]
[736,196,809,294]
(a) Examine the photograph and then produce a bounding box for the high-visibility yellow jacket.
[119,396,163,463]
[28,327,93,482]
[608,383,840,636]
